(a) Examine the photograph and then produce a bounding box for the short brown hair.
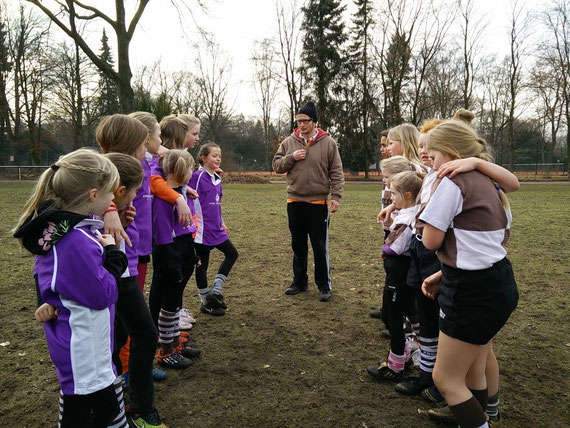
[160,115,188,149]
[104,152,144,191]
[96,114,149,156]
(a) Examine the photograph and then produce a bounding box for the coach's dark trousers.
[287,201,331,291]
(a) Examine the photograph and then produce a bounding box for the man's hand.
[329,199,340,213]
[293,149,306,161]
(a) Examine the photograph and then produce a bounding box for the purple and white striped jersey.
[131,153,156,257]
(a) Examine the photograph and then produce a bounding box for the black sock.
[449,395,487,428]
[469,388,488,410]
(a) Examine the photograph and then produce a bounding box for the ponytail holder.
[50,164,59,172]
[409,162,414,171]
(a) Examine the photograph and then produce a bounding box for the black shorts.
[407,236,441,289]
[438,258,519,345]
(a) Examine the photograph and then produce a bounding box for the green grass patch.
[0,181,568,426]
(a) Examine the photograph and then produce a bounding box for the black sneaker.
[395,375,433,395]
[175,343,201,359]
[369,308,383,319]
[157,350,192,369]
[200,302,225,316]
[319,289,332,302]
[421,384,445,403]
[130,407,166,427]
[285,283,308,295]
[366,361,403,381]
[209,292,227,309]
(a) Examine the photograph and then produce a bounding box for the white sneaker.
[179,318,193,330]
[179,308,196,324]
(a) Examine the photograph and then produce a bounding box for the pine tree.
[97,29,120,116]
[342,0,377,176]
[382,31,412,126]
[301,0,347,129]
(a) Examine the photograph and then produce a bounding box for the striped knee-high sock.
[419,335,438,374]
[486,392,500,420]
[110,377,128,428]
[158,309,178,345]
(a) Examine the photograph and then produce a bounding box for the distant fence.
[1,163,567,181]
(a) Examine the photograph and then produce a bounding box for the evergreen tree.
[340,0,377,176]
[301,0,347,129]
[0,13,12,164]
[97,30,119,116]
[382,31,412,126]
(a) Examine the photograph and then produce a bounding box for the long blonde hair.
[13,149,119,238]
[428,119,509,208]
[380,155,425,176]
[387,124,422,164]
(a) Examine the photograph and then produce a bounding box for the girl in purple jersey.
[128,111,163,292]
[191,143,239,316]
[151,149,201,369]
[13,149,128,427]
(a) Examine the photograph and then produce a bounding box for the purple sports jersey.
[35,219,118,395]
[120,219,139,277]
[191,167,228,246]
[152,165,196,245]
[131,153,155,257]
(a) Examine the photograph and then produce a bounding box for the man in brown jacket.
[272,101,344,301]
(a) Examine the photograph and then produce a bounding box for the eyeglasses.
[296,119,312,125]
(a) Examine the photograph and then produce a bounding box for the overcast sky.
[13,0,548,117]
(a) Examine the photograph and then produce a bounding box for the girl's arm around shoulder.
[437,158,519,193]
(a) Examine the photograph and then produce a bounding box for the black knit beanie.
[297,101,318,123]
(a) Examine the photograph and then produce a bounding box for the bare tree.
[6,6,51,164]
[251,38,278,171]
[26,0,153,112]
[543,0,570,172]
[275,0,303,131]
[458,0,488,109]
[194,40,235,144]
[505,0,530,169]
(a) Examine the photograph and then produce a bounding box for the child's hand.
[157,145,169,157]
[422,270,443,299]
[35,303,59,323]
[175,197,192,226]
[437,158,478,179]
[215,167,224,176]
[97,233,116,247]
[119,205,136,228]
[377,203,396,223]
[186,188,199,200]
[104,210,131,247]
[222,224,229,234]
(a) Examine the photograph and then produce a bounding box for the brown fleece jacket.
[272,128,344,202]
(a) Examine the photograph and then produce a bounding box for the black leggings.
[149,235,198,325]
[384,255,413,355]
[114,276,158,414]
[195,239,238,290]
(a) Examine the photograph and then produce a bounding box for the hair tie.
[409,162,414,171]
[50,164,59,172]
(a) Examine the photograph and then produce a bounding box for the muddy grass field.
[0,181,568,427]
